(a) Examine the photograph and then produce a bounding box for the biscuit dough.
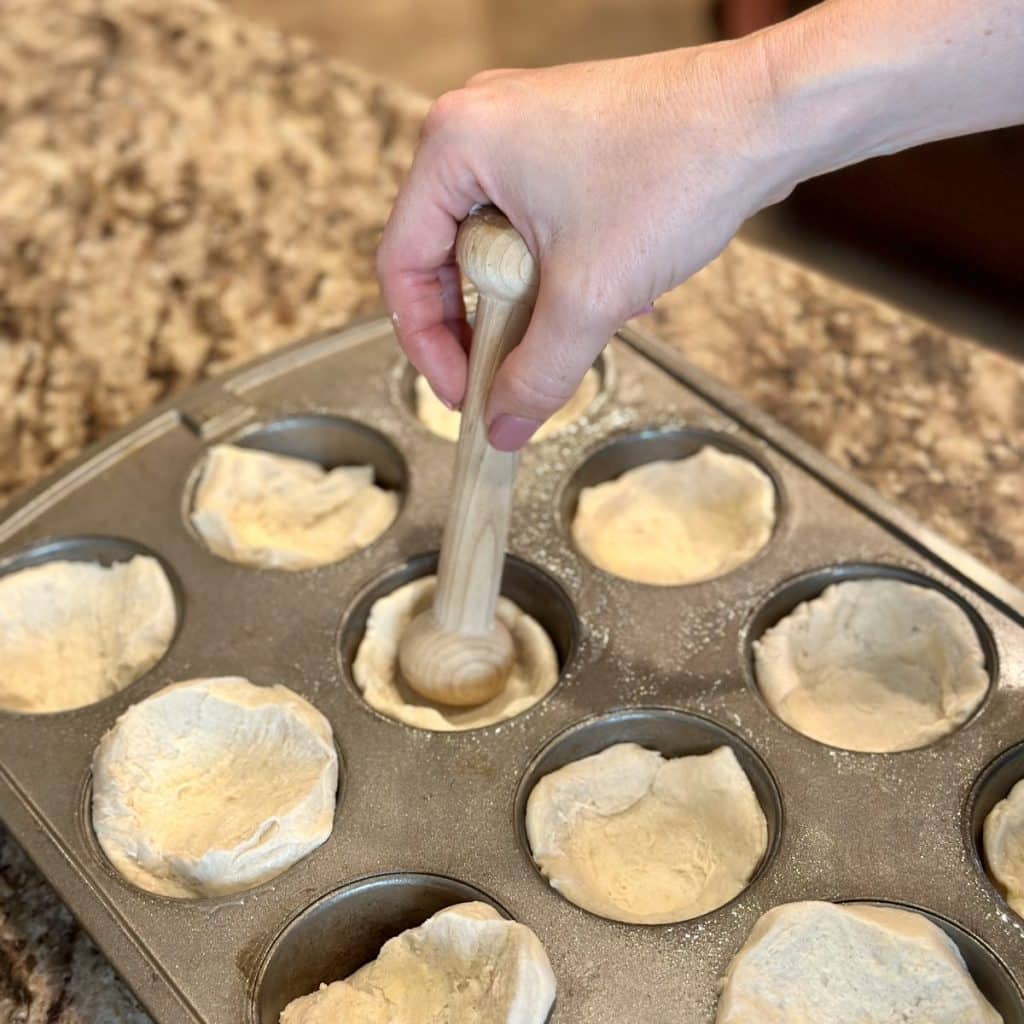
[352,576,558,731]
[717,901,1002,1023]
[571,446,775,585]
[984,778,1024,917]
[754,578,989,752]
[92,676,338,898]
[525,743,767,924]
[0,556,176,714]
[415,367,600,442]
[191,444,398,570]
[280,901,555,1024]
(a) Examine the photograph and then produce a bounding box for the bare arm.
[377,0,1024,450]
[767,0,1024,176]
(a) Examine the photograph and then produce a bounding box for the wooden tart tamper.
[398,208,539,706]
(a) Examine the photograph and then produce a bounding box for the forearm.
[758,0,1024,188]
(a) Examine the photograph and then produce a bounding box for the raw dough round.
[352,576,558,731]
[190,444,398,570]
[92,676,338,898]
[984,778,1024,917]
[415,367,600,443]
[717,901,1002,1023]
[571,446,775,585]
[0,556,176,714]
[280,901,556,1024]
[754,578,988,753]
[525,743,767,924]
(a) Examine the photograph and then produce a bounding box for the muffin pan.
[0,315,1022,1023]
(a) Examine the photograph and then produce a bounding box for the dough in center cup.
[352,576,559,731]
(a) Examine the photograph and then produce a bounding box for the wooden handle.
[434,209,538,632]
[398,208,538,706]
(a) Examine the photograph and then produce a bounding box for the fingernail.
[440,395,458,411]
[488,415,541,451]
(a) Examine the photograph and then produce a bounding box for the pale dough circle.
[352,576,558,731]
[754,578,989,753]
[415,367,601,443]
[525,743,767,924]
[190,444,398,570]
[0,555,176,714]
[280,901,556,1024]
[984,778,1024,917]
[571,446,776,585]
[92,675,338,898]
[717,901,1002,1023]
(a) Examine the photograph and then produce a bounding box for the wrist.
[660,36,813,215]
[751,0,999,190]
[755,9,887,187]
[707,30,823,212]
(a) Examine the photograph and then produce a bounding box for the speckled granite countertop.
[0,0,1021,1018]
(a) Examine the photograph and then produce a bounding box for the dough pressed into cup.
[0,555,176,714]
[754,577,989,753]
[280,901,555,1024]
[984,778,1024,917]
[352,576,558,731]
[571,446,776,585]
[525,743,768,924]
[92,675,338,898]
[717,901,1002,1023]
[190,444,398,570]
[415,367,600,443]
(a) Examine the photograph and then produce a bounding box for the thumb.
[484,269,619,451]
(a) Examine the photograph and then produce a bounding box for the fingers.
[439,260,472,356]
[384,255,468,408]
[485,267,621,451]
[377,104,487,407]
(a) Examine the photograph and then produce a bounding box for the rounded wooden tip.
[456,207,539,305]
[398,610,516,707]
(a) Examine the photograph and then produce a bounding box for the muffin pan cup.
[0,314,1022,1023]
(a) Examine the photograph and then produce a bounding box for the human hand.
[377,40,791,449]
[379,0,1024,451]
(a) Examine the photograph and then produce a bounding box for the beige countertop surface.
[0,0,1021,1019]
